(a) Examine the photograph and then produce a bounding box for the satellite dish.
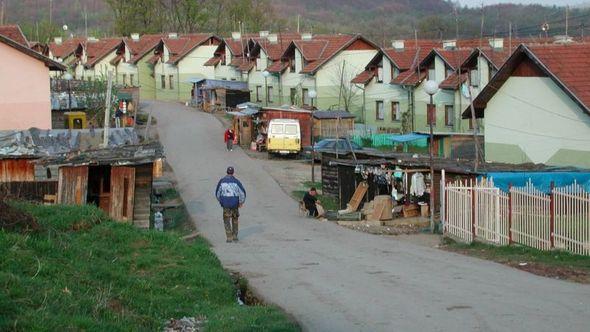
[461,83,470,99]
[63,25,68,31]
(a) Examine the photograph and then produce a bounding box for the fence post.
[550,181,555,249]
[508,183,512,245]
[471,179,476,241]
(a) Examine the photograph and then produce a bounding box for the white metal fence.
[443,178,590,256]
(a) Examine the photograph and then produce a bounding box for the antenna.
[479,2,484,49]
[509,21,512,54]
[565,5,569,37]
[0,0,4,26]
[297,14,300,33]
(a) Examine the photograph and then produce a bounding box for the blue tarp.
[480,172,590,193]
[389,133,429,143]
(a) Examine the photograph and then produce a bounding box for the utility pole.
[84,5,88,39]
[565,5,569,37]
[0,1,5,26]
[102,71,113,148]
[509,22,512,54]
[466,76,480,172]
[297,14,300,33]
[49,0,53,25]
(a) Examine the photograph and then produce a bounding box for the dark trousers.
[307,205,318,217]
[226,139,233,150]
[223,207,239,239]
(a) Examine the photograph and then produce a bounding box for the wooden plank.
[57,166,88,205]
[346,181,368,212]
[110,166,136,222]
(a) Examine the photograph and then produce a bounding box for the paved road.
[147,101,590,332]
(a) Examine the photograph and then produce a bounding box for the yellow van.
[267,119,301,156]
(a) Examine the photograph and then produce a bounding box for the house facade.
[0,28,65,130]
[465,43,590,168]
[152,33,221,102]
[120,34,163,99]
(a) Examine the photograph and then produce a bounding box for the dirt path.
[147,101,590,332]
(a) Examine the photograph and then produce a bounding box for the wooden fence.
[443,178,590,256]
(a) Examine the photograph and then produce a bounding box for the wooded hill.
[3,0,590,45]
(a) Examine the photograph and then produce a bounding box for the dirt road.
[147,101,590,332]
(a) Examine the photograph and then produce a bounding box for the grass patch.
[292,181,339,212]
[443,238,590,283]
[0,202,299,331]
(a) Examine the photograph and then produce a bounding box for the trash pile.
[163,316,206,332]
[0,199,39,233]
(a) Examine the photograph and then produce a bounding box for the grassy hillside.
[0,202,298,331]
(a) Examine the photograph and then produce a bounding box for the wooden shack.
[259,106,313,147]
[312,110,356,140]
[0,128,163,228]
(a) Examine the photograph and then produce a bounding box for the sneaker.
[233,237,239,242]
[226,238,232,243]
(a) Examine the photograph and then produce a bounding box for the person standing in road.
[224,128,235,151]
[215,167,246,242]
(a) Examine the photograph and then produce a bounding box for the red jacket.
[224,129,235,142]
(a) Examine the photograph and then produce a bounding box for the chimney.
[488,38,504,49]
[87,36,98,43]
[54,37,63,45]
[267,33,278,44]
[259,30,269,38]
[168,32,178,39]
[231,31,241,41]
[442,39,456,50]
[301,32,312,41]
[392,40,405,50]
[130,33,140,41]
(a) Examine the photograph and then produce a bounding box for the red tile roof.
[237,60,254,72]
[391,68,427,86]
[439,72,468,90]
[126,34,163,63]
[291,34,378,74]
[479,47,511,69]
[164,34,219,64]
[266,60,289,73]
[351,70,375,85]
[48,38,83,59]
[230,57,246,67]
[465,43,590,118]
[84,38,124,68]
[253,33,302,61]
[0,33,65,71]
[434,48,474,69]
[527,43,590,112]
[384,46,433,71]
[204,57,221,66]
[0,25,29,47]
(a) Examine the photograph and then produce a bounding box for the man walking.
[215,167,246,242]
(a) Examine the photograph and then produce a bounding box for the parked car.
[267,119,301,156]
[303,138,375,161]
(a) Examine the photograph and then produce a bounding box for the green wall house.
[124,34,164,100]
[152,33,221,102]
[465,43,590,168]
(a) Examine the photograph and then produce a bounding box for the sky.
[457,0,588,7]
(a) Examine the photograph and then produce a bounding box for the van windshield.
[270,124,283,134]
[285,124,298,135]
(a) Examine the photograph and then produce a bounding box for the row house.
[465,43,590,168]
[0,25,65,130]
[259,33,379,114]
[122,34,165,100]
[47,36,84,77]
[151,33,221,102]
[205,32,258,82]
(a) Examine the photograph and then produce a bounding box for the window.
[376,101,384,120]
[129,74,134,86]
[290,88,297,105]
[285,124,298,135]
[221,77,227,81]
[221,54,226,65]
[302,88,310,105]
[161,75,166,89]
[256,85,262,102]
[470,69,479,87]
[290,60,296,73]
[122,74,127,86]
[445,105,454,127]
[231,78,236,81]
[267,86,274,103]
[391,102,401,121]
[377,65,383,83]
[169,75,174,89]
[256,58,263,71]
[270,124,283,134]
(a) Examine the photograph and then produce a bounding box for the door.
[110,166,136,222]
[57,166,89,205]
[283,123,301,152]
[268,123,284,151]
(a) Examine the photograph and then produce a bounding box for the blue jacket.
[215,175,246,209]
